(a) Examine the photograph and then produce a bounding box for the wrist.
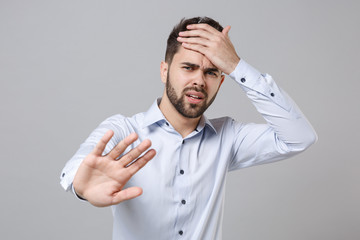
[72,184,87,201]
[231,57,241,75]
[225,56,241,75]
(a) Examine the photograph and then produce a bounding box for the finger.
[126,149,156,176]
[178,29,212,40]
[119,139,152,166]
[111,186,143,204]
[181,42,208,56]
[186,23,220,34]
[222,25,231,37]
[107,132,138,160]
[177,36,210,47]
[91,130,114,156]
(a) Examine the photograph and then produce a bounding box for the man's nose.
[191,72,206,88]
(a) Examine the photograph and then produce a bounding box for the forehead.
[172,46,216,69]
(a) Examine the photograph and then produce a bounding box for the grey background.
[1,0,359,239]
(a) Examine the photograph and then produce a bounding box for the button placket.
[174,137,192,238]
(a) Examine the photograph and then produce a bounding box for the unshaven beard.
[165,73,218,118]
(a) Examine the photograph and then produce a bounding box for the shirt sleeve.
[60,114,126,192]
[228,59,317,171]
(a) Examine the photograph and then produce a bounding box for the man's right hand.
[72,130,156,207]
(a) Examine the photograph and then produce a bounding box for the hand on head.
[176,23,240,75]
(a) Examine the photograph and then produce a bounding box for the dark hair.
[165,17,224,65]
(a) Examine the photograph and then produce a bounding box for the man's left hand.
[177,24,240,75]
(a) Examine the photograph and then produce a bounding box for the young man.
[60,17,317,239]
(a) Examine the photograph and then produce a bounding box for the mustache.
[182,87,208,98]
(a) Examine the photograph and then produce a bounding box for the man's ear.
[219,75,225,88]
[160,61,168,84]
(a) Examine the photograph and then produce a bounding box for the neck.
[159,95,201,138]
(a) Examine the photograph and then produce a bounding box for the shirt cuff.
[229,59,291,111]
[229,59,262,89]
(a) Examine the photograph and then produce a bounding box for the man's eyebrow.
[205,67,220,73]
[181,62,200,68]
[181,62,220,73]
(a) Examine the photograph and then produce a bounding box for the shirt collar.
[196,113,217,134]
[142,98,217,134]
[142,98,166,128]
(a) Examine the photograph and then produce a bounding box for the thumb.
[112,187,143,204]
[222,25,231,36]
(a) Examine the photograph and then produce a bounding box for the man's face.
[163,46,224,118]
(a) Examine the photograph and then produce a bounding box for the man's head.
[165,17,224,66]
[160,17,225,120]
[164,47,221,118]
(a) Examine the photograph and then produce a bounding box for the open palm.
[73,130,156,207]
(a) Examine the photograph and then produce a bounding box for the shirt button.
[181,199,186,205]
[62,173,65,177]
[180,169,184,175]
[241,77,246,83]
[179,230,183,235]
[270,93,275,97]
[165,122,169,126]
[182,140,185,144]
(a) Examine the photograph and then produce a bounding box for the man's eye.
[183,66,192,70]
[207,71,217,77]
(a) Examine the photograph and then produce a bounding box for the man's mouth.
[185,90,205,104]
[187,94,202,99]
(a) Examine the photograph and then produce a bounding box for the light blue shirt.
[60,59,317,240]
